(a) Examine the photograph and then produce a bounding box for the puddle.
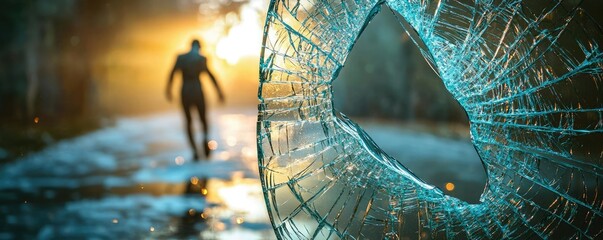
[0,174,273,239]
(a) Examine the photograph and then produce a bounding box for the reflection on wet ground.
[0,108,275,239]
[1,176,273,239]
[0,107,486,239]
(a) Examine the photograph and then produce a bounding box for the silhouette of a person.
[166,39,224,160]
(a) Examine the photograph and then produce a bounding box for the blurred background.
[0,0,488,239]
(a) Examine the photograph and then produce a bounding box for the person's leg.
[195,100,210,158]
[182,99,199,160]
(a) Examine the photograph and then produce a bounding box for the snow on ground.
[0,108,259,191]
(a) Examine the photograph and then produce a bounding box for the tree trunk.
[25,13,39,119]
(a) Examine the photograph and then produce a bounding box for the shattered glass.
[257,0,603,239]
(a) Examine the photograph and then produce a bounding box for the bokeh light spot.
[445,182,455,191]
[208,140,218,150]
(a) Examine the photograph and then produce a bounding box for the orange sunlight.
[95,1,266,115]
[214,6,263,65]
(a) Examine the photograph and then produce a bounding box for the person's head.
[191,39,201,52]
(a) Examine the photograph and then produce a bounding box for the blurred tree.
[1,0,76,121]
[0,0,203,122]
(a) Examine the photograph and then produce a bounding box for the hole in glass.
[333,9,486,203]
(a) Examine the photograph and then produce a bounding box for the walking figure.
[166,39,224,160]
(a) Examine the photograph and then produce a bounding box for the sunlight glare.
[215,4,263,65]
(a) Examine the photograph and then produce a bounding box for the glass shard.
[258,0,603,239]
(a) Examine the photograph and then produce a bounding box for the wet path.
[0,108,275,239]
[0,108,486,239]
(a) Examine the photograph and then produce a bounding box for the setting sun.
[215,5,263,65]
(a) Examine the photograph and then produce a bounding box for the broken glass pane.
[258,0,603,239]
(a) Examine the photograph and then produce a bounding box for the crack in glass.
[257,0,603,239]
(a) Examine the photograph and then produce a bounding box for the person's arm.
[205,60,225,103]
[166,57,179,102]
